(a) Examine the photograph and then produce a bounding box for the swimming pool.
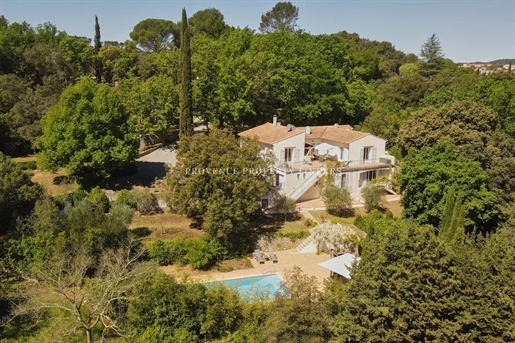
[207,274,282,300]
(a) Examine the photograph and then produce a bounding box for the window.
[359,170,376,187]
[341,174,347,188]
[363,147,371,161]
[365,170,376,181]
[261,199,269,209]
[284,148,293,162]
[275,174,281,187]
[361,146,376,163]
[303,173,306,179]
[297,174,300,180]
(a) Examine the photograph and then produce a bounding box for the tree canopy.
[129,18,178,52]
[36,77,138,178]
[165,129,272,244]
[259,2,299,33]
[399,141,498,229]
[420,33,444,63]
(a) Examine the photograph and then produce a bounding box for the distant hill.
[488,59,515,65]
[461,59,514,65]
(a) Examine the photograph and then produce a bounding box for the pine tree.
[420,33,444,63]
[179,8,194,137]
[94,15,102,83]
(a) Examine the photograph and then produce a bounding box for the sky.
[1,0,514,62]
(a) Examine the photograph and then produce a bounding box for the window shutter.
[371,147,377,162]
[293,148,299,163]
[280,148,285,164]
[359,148,364,163]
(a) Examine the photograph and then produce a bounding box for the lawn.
[31,169,79,196]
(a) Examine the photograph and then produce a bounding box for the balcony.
[273,156,393,173]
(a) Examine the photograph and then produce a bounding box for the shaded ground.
[135,146,176,180]
[251,213,311,235]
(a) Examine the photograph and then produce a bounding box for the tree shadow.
[77,162,168,191]
[251,213,285,235]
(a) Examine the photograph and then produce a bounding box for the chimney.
[273,116,277,126]
[334,123,339,128]
[306,126,311,134]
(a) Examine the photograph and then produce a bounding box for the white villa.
[238,116,395,208]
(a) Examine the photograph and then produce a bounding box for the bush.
[322,182,354,217]
[115,189,137,209]
[303,218,317,228]
[274,230,310,240]
[361,183,384,212]
[148,237,228,270]
[88,186,110,212]
[109,203,135,225]
[16,160,37,170]
[132,188,161,214]
[275,195,298,221]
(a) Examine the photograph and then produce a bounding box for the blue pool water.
[207,274,282,300]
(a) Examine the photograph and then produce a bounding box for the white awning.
[319,253,360,279]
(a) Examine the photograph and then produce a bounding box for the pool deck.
[163,249,332,286]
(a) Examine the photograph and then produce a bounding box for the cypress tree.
[94,15,102,83]
[439,186,455,237]
[448,194,465,242]
[179,8,194,137]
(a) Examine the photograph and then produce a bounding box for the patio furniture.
[253,249,265,264]
[268,247,278,263]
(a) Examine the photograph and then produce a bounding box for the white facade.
[273,133,306,165]
[240,122,395,207]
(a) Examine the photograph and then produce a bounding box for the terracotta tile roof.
[300,126,370,144]
[238,123,304,144]
[239,123,376,145]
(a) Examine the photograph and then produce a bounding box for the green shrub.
[133,188,161,214]
[275,230,310,240]
[16,160,37,170]
[88,186,110,212]
[148,237,228,270]
[303,218,317,227]
[109,203,135,225]
[361,183,384,212]
[322,182,354,217]
[115,189,136,208]
[353,215,366,231]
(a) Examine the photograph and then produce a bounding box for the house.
[238,116,395,208]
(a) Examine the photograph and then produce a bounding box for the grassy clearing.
[215,258,253,272]
[129,211,203,241]
[31,169,79,196]
[310,200,403,224]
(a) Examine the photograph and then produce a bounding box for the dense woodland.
[1,2,515,342]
